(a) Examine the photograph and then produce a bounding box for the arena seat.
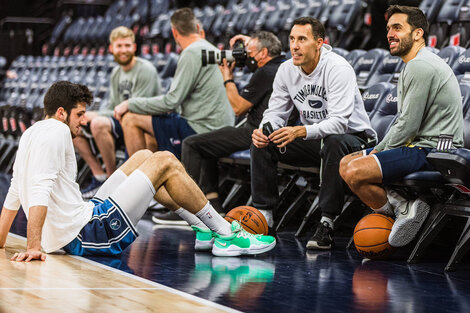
[419,0,445,24]
[324,0,363,49]
[282,0,327,32]
[454,48,470,83]
[367,54,404,86]
[460,83,470,115]
[407,121,470,271]
[437,45,466,72]
[344,49,366,73]
[361,82,395,117]
[263,2,293,33]
[332,47,349,58]
[158,52,178,79]
[48,15,72,48]
[428,0,466,49]
[369,86,398,142]
[355,48,389,90]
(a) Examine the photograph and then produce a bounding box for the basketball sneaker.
[152,210,188,226]
[192,226,215,251]
[212,221,276,256]
[388,198,430,247]
[306,221,334,250]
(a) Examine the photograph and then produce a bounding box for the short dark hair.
[292,17,325,40]
[171,8,198,36]
[386,5,428,43]
[44,81,93,117]
[251,31,282,57]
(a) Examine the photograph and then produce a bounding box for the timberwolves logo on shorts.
[110,218,121,230]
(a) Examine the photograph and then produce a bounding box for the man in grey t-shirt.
[74,26,160,198]
[340,6,463,248]
[114,8,234,159]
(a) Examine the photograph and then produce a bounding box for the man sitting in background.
[74,26,161,198]
[114,8,234,160]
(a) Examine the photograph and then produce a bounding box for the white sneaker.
[387,189,407,213]
[388,198,430,247]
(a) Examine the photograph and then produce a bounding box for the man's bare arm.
[11,205,47,262]
[0,207,18,247]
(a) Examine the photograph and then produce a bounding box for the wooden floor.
[0,234,240,313]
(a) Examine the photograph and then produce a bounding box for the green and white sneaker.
[192,226,215,251]
[212,221,276,256]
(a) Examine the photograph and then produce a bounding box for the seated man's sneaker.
[81,177,104,199]
[192,226,215,251]
[306,221,334,250]
[151,210,188,226]
[388,198,430,247]
[212,221,276,257]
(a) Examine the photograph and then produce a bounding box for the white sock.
[94,174,107,182]
[175,208,207,228]
[320,216,334,230]
[93,169,127,200]
[376,201,394,216]
[195,201,231,235]
[258,209,273,228]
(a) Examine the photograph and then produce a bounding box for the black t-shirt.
[241,56,289,127]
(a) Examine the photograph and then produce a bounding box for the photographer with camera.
[113,8,234,159]
[180,31,296,218]
[251,17,376,248]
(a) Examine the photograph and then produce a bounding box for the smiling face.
[109,36,136,66]
[63,103,87,138]
[289,24,323,74]
[387,13,416,58]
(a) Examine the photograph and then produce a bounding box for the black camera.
[201,40,247,67]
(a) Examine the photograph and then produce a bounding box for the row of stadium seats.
[0,52,178,141]
[46,0,369,54]
[45,0,470,57]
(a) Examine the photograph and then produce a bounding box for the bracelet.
[224,79,235,86]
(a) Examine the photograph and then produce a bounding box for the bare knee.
[341,161,367,191]
[121,112,139,128]
[90,116,111,136]
[132,149,153,162]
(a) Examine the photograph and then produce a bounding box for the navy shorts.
[366,146,434,184]
[109,116,125,147]
[63,198,138,256]
[152,113,196,159]
[85,117,124,154]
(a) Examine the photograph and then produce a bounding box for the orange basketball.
[353,213,394,260]
[225,206,268,235]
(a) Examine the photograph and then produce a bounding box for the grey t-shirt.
[376,48,464,151]
[128,39,234,134]
[101,57,161,116]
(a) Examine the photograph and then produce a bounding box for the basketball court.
[2,206,470,313]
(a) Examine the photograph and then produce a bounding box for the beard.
[113,52,134,66]
[390,33,413,57]
[64,114,78,138]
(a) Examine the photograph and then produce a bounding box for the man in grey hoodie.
[340,6,463,248]
[251,17,375,249]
